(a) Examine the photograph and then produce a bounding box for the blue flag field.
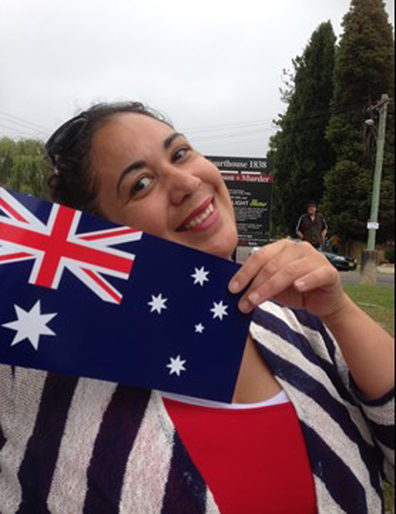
[0,187,251,402]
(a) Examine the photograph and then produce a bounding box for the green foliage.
[0,137,50,200]
[269,22,336,235]
[323,0,394,242]
[384,482,395,514]
[385,248,395,264]
[323,159,371,238]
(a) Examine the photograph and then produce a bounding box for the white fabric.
[159,389,290,410]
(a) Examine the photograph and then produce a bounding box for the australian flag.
[0,187,251,402]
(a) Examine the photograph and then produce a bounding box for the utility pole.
[361,94,390,284]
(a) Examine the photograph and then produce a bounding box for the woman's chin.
[171,219,238,259]
[199,235,238,260]
[171,234,236,260]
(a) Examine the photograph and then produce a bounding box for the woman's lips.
[177,198,219,232]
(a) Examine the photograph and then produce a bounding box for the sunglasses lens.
[46,114,87,164]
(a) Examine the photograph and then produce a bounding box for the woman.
[0,102,394,513]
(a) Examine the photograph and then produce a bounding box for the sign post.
[207,156,274,248]
[361,94,390,285]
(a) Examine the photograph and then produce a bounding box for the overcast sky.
[0,0,394,157]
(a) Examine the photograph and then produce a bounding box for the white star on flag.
[167,355,187,376]
[191,266,209,286]
[195,323,205,334]
[2,300,57,351]
[210,301,228,320]
[148,293,168,314]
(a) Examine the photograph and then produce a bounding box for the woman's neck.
[232,334,281,403]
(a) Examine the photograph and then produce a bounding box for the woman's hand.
[229,239,347,320]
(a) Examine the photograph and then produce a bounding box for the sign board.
[367,221,380,230]
[207,156,274,247]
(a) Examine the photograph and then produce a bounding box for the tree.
[322,0,394,243]
[0,137,50,200]
[268,22,336,236]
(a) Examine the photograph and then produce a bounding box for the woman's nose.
[166,166,202,205]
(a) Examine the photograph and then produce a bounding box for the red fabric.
[164,399,317,514]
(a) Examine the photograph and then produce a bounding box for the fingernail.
[295,279,306,291]
[248,292,261,305]
[229,280,240,293]
[239,300,251,313]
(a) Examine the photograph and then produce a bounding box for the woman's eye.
[172,147,189,162]
[131,176,152,196]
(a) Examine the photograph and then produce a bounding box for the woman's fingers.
[293,264,341,294]
[228,240,290,295]
[238,256,319,312]
[229,240,340,314]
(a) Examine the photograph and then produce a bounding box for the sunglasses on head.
[45,113,89,167]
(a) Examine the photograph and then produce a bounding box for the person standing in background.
[330,233,341,254]
[296,201,328,249]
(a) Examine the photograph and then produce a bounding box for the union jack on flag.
[0,187,142,304]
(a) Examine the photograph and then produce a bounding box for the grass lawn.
[343,284,394,336]
[342,283,394,513]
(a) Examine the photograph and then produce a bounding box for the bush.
[385,248,395,264]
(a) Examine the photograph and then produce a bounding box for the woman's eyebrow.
[116,132,186,195]
[116,160,145,195]
[163,132,185,149]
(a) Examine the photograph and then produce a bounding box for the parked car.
[319,249,357,271]
[249,243,357,272]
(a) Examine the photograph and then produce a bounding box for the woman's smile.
[177,198,218,232]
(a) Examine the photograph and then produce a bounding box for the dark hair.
[46,102,172,215]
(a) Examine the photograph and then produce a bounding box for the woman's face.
[90,113,238,259]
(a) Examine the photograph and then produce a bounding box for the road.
[340,270,394,287]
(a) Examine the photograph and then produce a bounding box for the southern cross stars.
[148,293,168,314]
[195,323,205,334]
[2,300,57,351]
[191,266,209,286]
[167,355,186,376]
[210,301,228,320]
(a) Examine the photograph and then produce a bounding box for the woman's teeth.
[184,202,214,230]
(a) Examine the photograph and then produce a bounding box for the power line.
[181,103,393,140]
[195,137,270,147]
[0,109,50,133]
[190,126,277,142]
[181,118,274,133]
[0,122,42,139]
[0,117,49,139]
